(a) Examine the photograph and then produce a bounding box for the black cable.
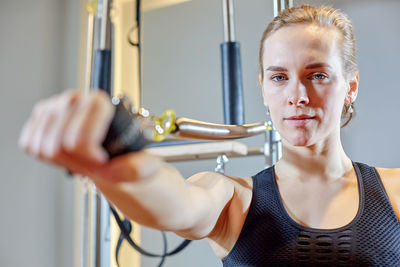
[127,24,139,47]
[113,210,167,267]
[158,232,168,267]
[110,205,192,257]
[115,218,132,267]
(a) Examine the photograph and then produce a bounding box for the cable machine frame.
[76,0,292,266]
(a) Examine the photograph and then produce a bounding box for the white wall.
[0,0,79,266]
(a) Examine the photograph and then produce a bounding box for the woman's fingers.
[41,91,79,159]
[19,98,51,154]
[19,90,117,177]
[63,91,114,163]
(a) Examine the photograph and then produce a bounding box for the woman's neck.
[276,130,353,182]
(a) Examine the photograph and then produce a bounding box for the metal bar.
[220,42,245,125]
[288,0,294,8]
[267,0,293,166]
[273,0,293,17]
[93,0,112,95]
[84,10,95,95]
[222,0,235,42]
[162,147,268,162]
[79,1,97,266]
[94,189,111,267]
[79,181,90,267]
[98,0,111,50]
[273,0,281,17]
[271,127,282,164]
[89,183,97,267]
[90,0,112,266]
[173,118,267,140]
[220,0,244,125]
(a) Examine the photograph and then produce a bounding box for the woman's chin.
[283,134,314,147]
[290,140,312,147]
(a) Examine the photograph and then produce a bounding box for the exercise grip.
[220,42,245,125]
[102,102,148,158]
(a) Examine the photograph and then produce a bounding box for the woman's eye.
[311,73,327,80]
[271,75,287,82]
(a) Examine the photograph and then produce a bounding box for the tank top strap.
[352,162,400,264]
[353,161,398,221]
[251,166,283,220]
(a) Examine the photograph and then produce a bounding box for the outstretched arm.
[18,90,235,239]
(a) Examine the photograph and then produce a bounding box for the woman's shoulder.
[376,167,400,182]
[375,167,400,196]
[188,171,253,191]
[376,167,400,220]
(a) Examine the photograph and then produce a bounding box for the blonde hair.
[259,5,357,126]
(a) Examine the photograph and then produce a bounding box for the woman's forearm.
[93,161,214,235]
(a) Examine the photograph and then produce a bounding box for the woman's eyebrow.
[305,62,332,69]
[264,63,332,72]
[264,66,288,72]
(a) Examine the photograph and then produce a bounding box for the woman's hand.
[18,90,161,182]
[18,90,236,238]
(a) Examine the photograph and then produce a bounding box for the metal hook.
[215,154,229,174]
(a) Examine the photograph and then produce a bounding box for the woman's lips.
[285,115,316,126]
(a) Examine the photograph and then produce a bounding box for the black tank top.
[222,162,400,266]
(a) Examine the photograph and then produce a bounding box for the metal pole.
[79,181,90,267]
[93,0,112,95]
[78,1,97,267]
[222,0,235,42]
[89,0,113,266]
[266,0,294,166]
[95,189,111,267]
[99,0,112,50]
[273,0,293,17]
[220,0,244,125]
[273,0,280,17]
[89,182,98,267]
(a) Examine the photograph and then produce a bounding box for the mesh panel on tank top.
[222,162,400,267]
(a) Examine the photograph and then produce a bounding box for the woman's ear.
[345,72,359,104]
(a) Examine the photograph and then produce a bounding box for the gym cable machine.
[78,0,292,266]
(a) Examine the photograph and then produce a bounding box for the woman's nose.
[288,82,310,106]
[289,95,309,106]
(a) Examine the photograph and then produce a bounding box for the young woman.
[19,5,400,266]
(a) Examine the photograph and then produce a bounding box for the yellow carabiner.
[87,0,98,15]
[153,109,177,142]
[266,120,273,131]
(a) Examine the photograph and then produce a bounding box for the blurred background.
[1,0,399,266]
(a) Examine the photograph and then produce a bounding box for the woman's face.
[261,24,355,147]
